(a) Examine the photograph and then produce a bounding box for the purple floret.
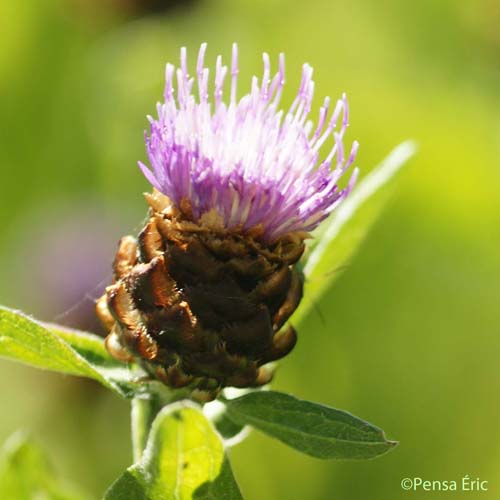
[139,43,359,242]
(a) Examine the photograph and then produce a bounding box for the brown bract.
[97,190,306,401]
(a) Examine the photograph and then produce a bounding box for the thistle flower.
[140,44,358,242]
[97,44,358,400]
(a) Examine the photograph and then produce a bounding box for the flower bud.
[97,44,358,400]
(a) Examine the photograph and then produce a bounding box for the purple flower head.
[139,43,359,242]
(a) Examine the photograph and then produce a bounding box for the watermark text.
[401,476,488,493]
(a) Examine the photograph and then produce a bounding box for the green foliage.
[0,432,89,500]
[105,404,242,500]
[0,306,141,398]
[0,145,415,496]
[0,0,496,498]
[295,141,417,326]
[211,411,247,444]
[224,391,397,460]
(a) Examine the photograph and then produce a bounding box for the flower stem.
[130,385,193,461]
[131,395,163,462]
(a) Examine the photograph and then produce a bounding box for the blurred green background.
[1,0,500,498]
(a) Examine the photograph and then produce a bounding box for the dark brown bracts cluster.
[97,191,305,400]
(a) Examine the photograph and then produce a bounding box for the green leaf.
[105,403,243,500]
[203,399,249,447]
[0,305,142,398]
[224,391,397,460]
[211,411,248,444]
[296,141,417,326]
[0,431,89,500]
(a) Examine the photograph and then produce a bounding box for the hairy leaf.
[203,399,249,447]
[105,403,242,500]
[224,391,397,460]
[0,306,141,398]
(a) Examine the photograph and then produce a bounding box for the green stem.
[130,385,194,462]
[131,396,163,462]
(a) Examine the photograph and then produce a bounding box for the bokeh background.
[1,0,500,498]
